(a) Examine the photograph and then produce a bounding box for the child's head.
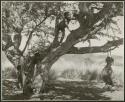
[105,56,114,65]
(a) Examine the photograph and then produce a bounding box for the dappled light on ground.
[2,79,124,101]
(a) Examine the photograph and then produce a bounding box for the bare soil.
[2,79,124,101]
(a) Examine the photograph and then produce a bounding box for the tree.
[2,1,123,95]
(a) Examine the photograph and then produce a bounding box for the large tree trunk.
[22,56,57,95]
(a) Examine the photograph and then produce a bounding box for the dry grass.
[60,68,80,79]
[59,56,124,86]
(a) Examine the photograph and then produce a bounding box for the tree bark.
[23,54,58,95]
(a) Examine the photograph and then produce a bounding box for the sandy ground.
[2,79,124,101]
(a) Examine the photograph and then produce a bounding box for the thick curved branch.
[67,38,123,54]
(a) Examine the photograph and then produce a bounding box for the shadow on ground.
[40,81,111,100]
[2,80,111,100]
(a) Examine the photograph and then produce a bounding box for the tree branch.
[67,38,123,54]
[21,17,47,54]
[46,3,110,53]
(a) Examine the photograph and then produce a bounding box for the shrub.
[60,68,82,79]
[2,67,17,79]
[48,69,58,81]
[80,69,98,81]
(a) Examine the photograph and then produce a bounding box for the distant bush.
[48,69,58,81]
[80,69,98,81]
[2,67,17,79]
[60,67,101,81]
[60,68,82,79]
